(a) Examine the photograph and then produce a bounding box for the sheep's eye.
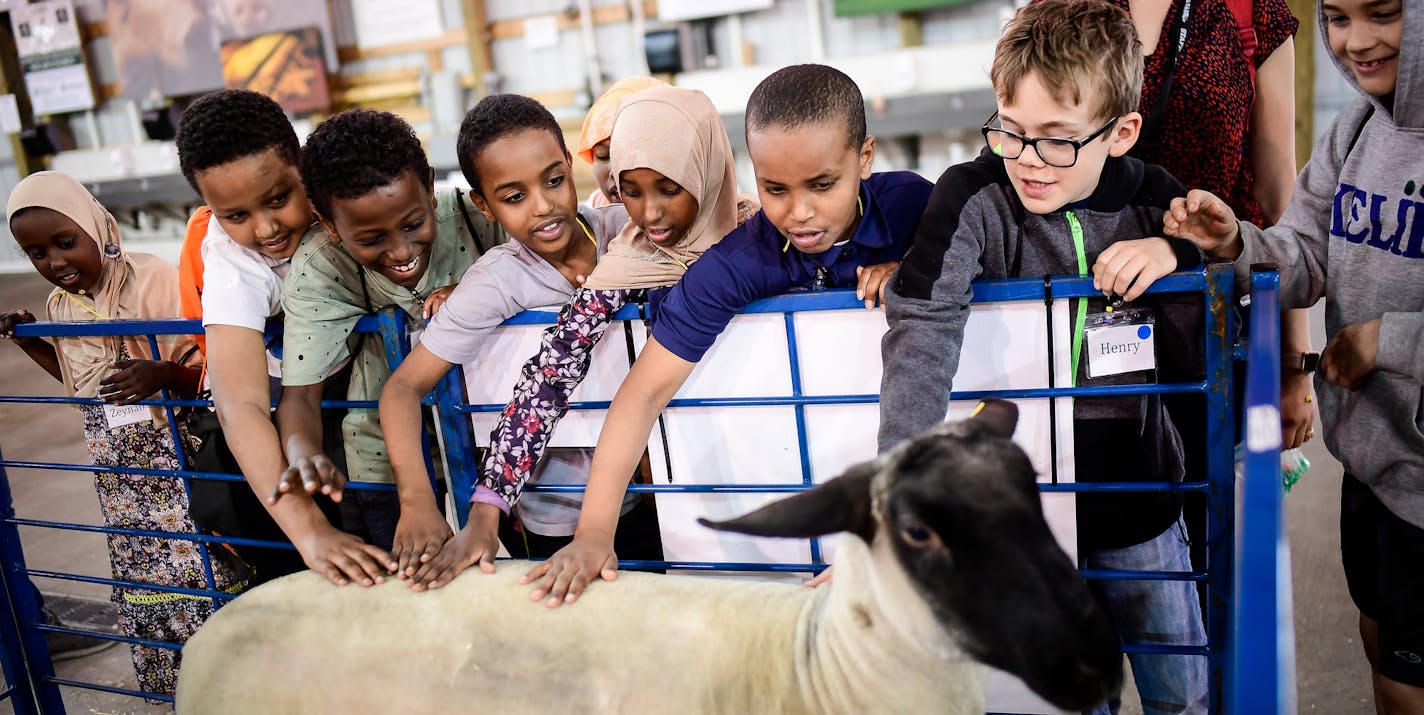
[899,523,937,548]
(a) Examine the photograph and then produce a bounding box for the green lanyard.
[1065,211,1088,386]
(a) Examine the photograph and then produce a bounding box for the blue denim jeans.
[1083,520,1208,715]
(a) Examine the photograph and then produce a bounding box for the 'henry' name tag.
[103,403,152,431]
[1085,322,1156,379]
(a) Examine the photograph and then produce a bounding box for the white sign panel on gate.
[652,299,1076,572]
[461,297,1077,569]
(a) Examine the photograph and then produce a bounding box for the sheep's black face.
[883,419,1123,711]
[699,399,1124,709]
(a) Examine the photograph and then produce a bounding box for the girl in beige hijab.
[3,171,245,698]
[473,87,746,542]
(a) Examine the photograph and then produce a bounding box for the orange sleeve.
[179,206,213,355]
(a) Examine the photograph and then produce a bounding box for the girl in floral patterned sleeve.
[3,172,246,698]
[478,86,747,522]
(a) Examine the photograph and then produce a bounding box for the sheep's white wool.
[176,534,987,715]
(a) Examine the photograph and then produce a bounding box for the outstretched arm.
[208,325,396,585]
[520,337,695,606]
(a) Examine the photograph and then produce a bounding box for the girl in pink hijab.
[575,76,667,207]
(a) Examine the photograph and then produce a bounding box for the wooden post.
[460,0,495,99]
[1288,0,1314,169]
[0,12,39,177]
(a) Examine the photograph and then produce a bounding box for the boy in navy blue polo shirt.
[520,64,933,606]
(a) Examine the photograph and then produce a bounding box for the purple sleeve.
[470,485,511,515]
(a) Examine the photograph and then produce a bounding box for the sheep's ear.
[697,462,875,542]
[969,398,1018,439]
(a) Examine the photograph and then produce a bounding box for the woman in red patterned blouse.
[1118,0,1316,450]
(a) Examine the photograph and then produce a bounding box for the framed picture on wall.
[220,27,330,114]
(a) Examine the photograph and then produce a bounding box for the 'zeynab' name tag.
[103,403,151,431]
[1085,323,1156,379]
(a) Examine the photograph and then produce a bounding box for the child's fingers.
[328,551,378,587]
[521,560,551,586]
[1124,260,1169,302]
[411,553,451,590]
[319,562,351,587]
[419,535,445,565]
[1108,254,1148,298]
[478,549,497,574]
[409,550,449,587]
[532,562,567,602]
[425,562,461,590]
[296,462,326,495]
[365,544,397,573]
[269,469,301,503]
[565,568,596,604]
[393,538,416,577]
[859,270,891,309]
[545,566,577,607]
[805,565,834,588]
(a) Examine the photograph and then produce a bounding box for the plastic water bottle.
[1233,446,1312,493]
[1280,447,1310,493]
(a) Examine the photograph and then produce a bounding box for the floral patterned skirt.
[80,405,247,697]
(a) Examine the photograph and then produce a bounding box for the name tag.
[1085,309,1156,379]
[103,403,152,431]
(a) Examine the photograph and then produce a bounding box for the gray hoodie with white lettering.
[1235,1,1424,527]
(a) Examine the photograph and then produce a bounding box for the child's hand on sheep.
[409,503,501,591]
[521,533,618,607]
[392,504,454,579]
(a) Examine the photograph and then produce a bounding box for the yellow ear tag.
[972,401,986,417]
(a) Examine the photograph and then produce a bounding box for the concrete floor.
[0,271,1378,714]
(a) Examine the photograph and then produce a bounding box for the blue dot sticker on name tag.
[1085,315,1157,379]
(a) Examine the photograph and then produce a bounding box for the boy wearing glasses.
[879,1,1207,713]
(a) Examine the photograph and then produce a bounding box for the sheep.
[174,399,1121,714]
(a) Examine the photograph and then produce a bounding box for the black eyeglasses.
[980,112,1120,168]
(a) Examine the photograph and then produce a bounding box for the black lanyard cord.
[1138,0,1194,157]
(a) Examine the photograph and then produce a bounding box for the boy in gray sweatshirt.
[1166,0,1423,707]
[879,2,1207,713]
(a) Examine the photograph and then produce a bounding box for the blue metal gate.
[0,264,1290,713]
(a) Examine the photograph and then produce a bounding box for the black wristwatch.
[1283,352,1320,373]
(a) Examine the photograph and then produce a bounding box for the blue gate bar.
[0,443,68,713]
[0,460,397,492]
[1229,269,1294,714]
